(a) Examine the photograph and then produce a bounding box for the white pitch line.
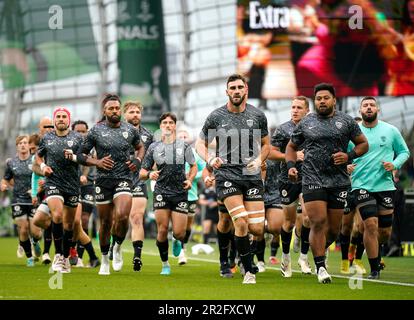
[123,248,414,288]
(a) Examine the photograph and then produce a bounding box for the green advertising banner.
[0,0,98,89]
[117,0,170,122]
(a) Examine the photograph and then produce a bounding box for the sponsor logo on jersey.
[118,181,129,188]
[282,189,288,197]
[384,197,392,204]
[156,195,163,201]
[95,186,101,193]
[359,189,367,194]
[69,196,78,202]
[14,205,21,212]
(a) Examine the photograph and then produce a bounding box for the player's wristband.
[286,161,296,171]
[347,150,357,162]
[40,163,47,171]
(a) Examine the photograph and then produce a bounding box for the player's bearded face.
[104,101,121,124]
[125,107,141,126]
[227,80,247,107]
[315,91,335,116]
[360,100,378,123]
[54,112,69,131]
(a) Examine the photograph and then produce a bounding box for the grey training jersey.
[141,139,195,197]
[271,120,304,184]
[3,156,32,204]
[263,159,281,205]
[200,104,268,181]
[130,125,154,187]
[81,121,141,181]
[38,130,83,195]
[291,111,362,188]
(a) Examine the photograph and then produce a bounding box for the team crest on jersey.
[142,135,148,142]
[335,121,343,129]
[176,148,183,155]
[123,132,128,139]
[381,136,386,142]
[246,119,254,127]
[67,140,73,147]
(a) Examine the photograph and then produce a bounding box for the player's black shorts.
[344,190,357,215]
[11,203,34,219]
[153,193,188,214]
[279,182,302,206]
[132,183,148,199]
[80,184,95,213]
[265,203,282,210]
[205,208,219,224]
[44,186,79,208]
[188,200,197,216]
[353,189,395,211]
[216,179,264,202]
[95,178,132,204]
[302,185,348,209]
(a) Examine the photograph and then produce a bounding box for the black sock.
[339,233,351,260]
[250,239,257,263]
[217,229,231,264]
[369,257,380,272]
[300,226,311,255]
[52,222,63,255]
[255,239,266,262]
[350,235,359,246]
[270,240,279,257]
[20,239,32,258]
[101,244,110,255]
[203,233,210,244]
[235,235,252,273]
[32,236,41,244]
[325,234,336,250]
[314,255,326,273]
[156,240,169,262]
[112,234,125,245]
[77,241,85,259]
[182,229,191,248]
[84,241,97,260]
[229,235,237,262]
[133,240,143,258]
[355,234,365,260]
[281,228,292,254]
[43,223,53,254]
[63,229,74,258]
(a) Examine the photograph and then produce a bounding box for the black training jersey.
[3,156,32,203]
[130,125,154,187]
[200,104,268,181]
[141,139,195,197]
[263,159,281,205]
[271,120,304,184]
[38,130,83,195]
[81,121,141,181]
[291,111,362,188]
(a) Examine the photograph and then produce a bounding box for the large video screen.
[237,0,412,98]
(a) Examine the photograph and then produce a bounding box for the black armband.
[347,150,357,162]
[286,161,296,171]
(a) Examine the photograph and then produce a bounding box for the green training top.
[350,120,410,192]
[186,148,206,201]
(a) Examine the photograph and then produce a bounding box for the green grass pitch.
[1,237,413,300]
